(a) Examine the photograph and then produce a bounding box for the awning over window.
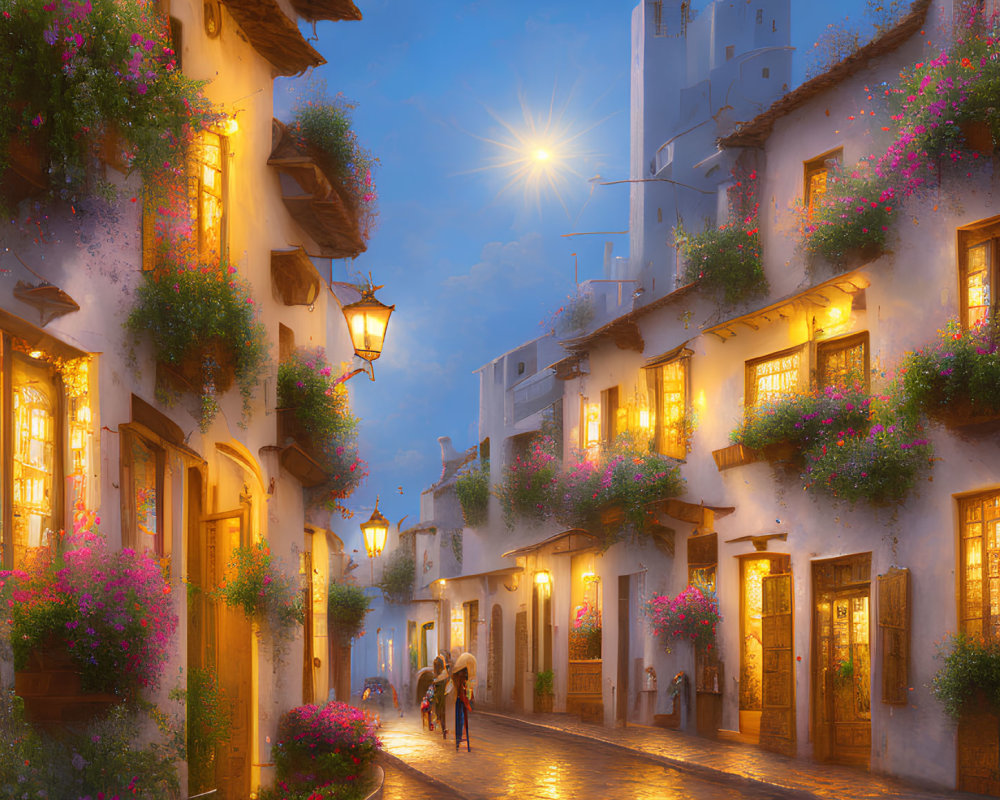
[501,529,600,559]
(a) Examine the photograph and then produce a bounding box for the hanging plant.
[127,260,269,432]
[327,581,371,643]
[377,549,415,605]
[678,167,766,307]
[213,541,304,637]
[556,434,684,540]
[494,435,560,529]
[646,585,720,653]
[0,0,218,204]
[901,319,1000,424]
[291,93,379,242]
[456,460,490,528]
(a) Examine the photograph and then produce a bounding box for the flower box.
[927,402,1000,432]
[757,441,801,466]
[277,407,330,487]
[15,638,122,731]
[157,338,235,395]
[3,134,48,203]
[961,120,995,154]
[711,443,758,471]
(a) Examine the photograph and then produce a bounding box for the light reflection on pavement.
[378,713,794,800]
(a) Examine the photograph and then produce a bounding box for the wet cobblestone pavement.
[380,759,462,800]
[476,710,980,800]
[379,713,796,799]
[378,709,981,800]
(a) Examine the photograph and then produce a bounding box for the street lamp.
[333,282,395,387]
[360,496,389,584]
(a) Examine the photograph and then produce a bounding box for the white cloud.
[394,448,428,470]
[442,232,557,294]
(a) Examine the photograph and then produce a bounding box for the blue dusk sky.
[279,0,875,551]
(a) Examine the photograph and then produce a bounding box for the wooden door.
[514,610,527,710]
[813,554,871,767]
[739,554,790,741]
[617,575,630,726]
[488,604,503,709]
[206,515,252,800]
[760,571,795,756]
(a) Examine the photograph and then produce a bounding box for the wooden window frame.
[804,147,843,220]
[745,344,807,408]
[600,386,620,445]
[645,354,690,460]
[958,217,1000,328]
[816,332,870,391]
[120,425,166,557]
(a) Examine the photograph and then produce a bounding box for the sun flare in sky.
[463,86,609,216]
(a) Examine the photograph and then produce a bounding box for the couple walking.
[431,652,475,751]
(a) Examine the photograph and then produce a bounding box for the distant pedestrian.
[452,652,476,752]
[432,655,451,739]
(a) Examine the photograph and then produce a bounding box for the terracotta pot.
[534,692,554,713]
[15,638,122,732]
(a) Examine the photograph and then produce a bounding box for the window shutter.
[878,567,910,705]
[760,571,796,756]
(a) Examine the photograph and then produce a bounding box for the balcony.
[220,0,324,76]
[268,120,366,259]
[289,0,362,22]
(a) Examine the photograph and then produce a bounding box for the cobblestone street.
[377,710,981,800]
[378,713,795,800]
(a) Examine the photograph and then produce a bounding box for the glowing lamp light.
[827,306,843,322]
[360,496,389,559]
[28,350,43,359]
[220,115,239,137]
[342,284,395,363]
[534,570,552,587]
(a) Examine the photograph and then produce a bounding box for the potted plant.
[932,633,1000,720]
[127,260,269,431]
[0,527,178,726]
[326,581,371,644]
[646,585,721,654]
[534,669,555,713]
[261,701,381,799]
[0,0,217,205]
[214,541,304,640]
[456,459,490,527]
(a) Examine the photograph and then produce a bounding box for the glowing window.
[958,220,1000,329]
[960,491,1000,641]
[650,358,688,460]
[190,131,226,263]
[804,149,843,220]
[817,333,869,390]
[746,349,803,407]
